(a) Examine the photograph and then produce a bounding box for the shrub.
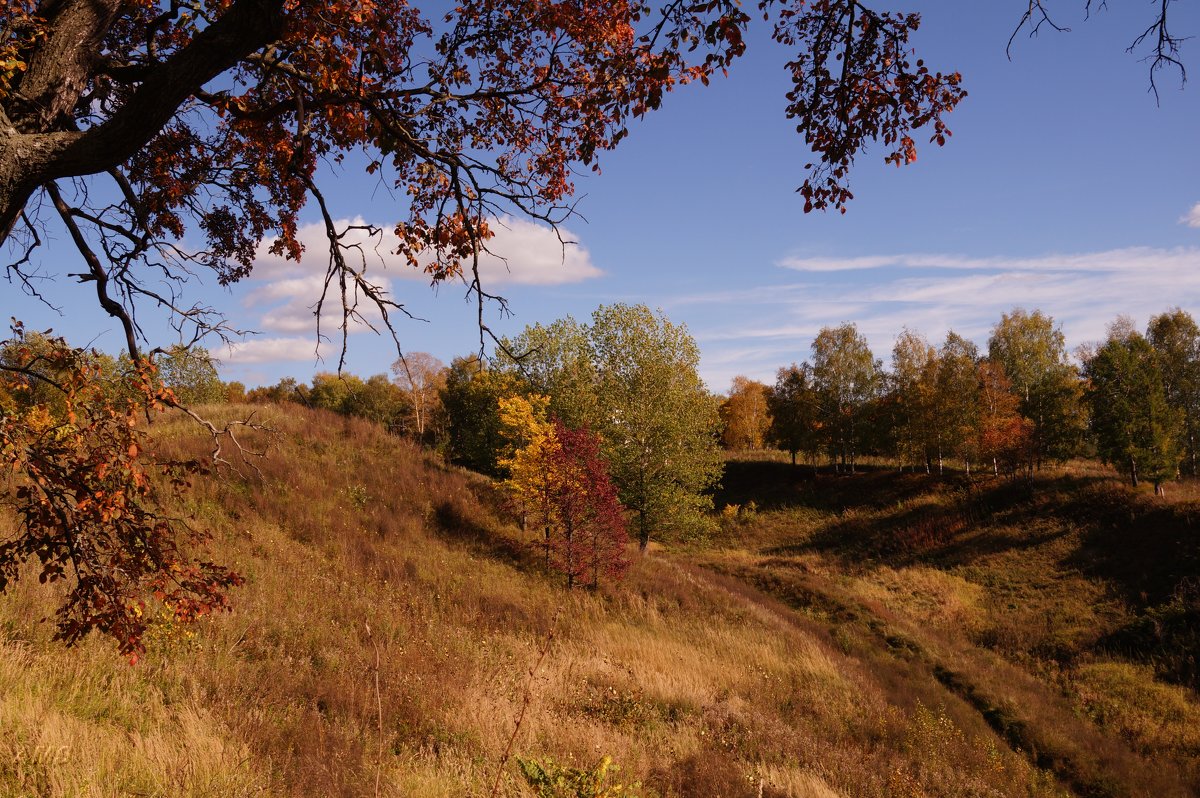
[517,755,638,798]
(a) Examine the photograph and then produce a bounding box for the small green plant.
[516,755,638,798]
[720,501,757,530]
[345,483,370,509]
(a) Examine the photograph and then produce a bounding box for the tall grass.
[710,457,1200,795]
[2,409,1193,796]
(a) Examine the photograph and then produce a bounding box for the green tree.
[811,323,881,473]
[590,304,723,550]
[496,318,598,431]
[308,372,366,415]
[1147,308,1200,476]
[351,374,407,432]
[766,363,821,468]
[935,332,982,474]
[155,345,224,405]
[1085,324,1182,495]
[441,355,520,476]
[246,377,305,405]
[987,308,1086,470]
[889,329,937,471]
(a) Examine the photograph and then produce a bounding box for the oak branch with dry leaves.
[0,0,1187,655]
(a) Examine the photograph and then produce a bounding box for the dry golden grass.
[710,457,1200,796]
[3,406,885,797]
[3,413,1197,796]
[1072,661,1200,761]
[847,565,984,634]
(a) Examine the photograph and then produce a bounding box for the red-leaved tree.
[547,421,628,590]
[0,0,974,373]
[976,361,1034,478]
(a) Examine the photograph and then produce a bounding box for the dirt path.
[673,549,1193,798]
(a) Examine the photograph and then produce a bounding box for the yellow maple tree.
[498,394,559,564]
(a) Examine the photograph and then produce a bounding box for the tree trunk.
[848,409,856,474]
[565,525,574,589]
[0,0,287,243]
[1130,456,1139,488]
[638,509,648,552]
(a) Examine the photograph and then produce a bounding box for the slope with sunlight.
[3,407,1195,796]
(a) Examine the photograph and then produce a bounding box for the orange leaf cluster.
[0,325,240,660]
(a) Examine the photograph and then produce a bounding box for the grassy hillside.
[709,459,1200,797]
[1,408,1196,796]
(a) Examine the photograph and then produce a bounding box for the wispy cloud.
[775,255,896,272]
[775,247,1200,274]
[1181,202,1200,229]
[683,245,1200,390]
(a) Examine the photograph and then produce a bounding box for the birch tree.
[812,323,881,473]
[590,304,722,550]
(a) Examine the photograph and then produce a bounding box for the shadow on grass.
[1052,483,1200,606]
[715,459,969,514]
[431,499,541,570]
[723,456,1200,613]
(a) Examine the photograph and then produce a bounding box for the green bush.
[516,755,638,798]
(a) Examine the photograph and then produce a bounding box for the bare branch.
[45,182,142,361]
[1008,1,1072,60]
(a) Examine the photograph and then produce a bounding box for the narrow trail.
[667,548,1193,798]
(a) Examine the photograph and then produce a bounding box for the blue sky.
[6,0,1200,392]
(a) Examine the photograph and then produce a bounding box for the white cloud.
[776,255,897,272]
[252,214,600,285]
[242,214,601,335]
[1182,202,1200,228]
[684,245,1200,388]
[478,215,603,285]
[221,337,324,364]
[776,247,1200,274]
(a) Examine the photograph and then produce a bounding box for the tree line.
[720,308,1200,495]
[239,304,1200,513]
[243,303,723,572]
[5,303,1198,652]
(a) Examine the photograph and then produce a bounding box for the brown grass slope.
[0,408,1182,797]
[708,459,1200,797]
